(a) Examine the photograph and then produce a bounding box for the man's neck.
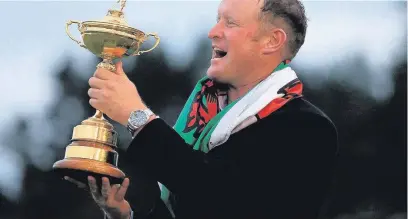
[227,79,262,104]
[227,61,282,104]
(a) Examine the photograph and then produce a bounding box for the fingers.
[89,77,105,89]
[101,177,111,200]
[64,176,87,189]
[88,88,103,99]
[89,98,103,112]
[88,176,98,193]
[88,176,102,202]
[85,176,129,203]
[94,68,115,80]
[111,184,120,195]
[114,178,130,201]
[115,61,126,76]
[88,88,103,109]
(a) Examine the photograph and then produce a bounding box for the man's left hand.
[88,61,146,126]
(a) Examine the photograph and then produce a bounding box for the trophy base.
[53,158,125,186]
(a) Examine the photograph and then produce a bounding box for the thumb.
[115,61,126,76]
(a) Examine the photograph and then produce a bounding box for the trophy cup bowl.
[52,2,160,186]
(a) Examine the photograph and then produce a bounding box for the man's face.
[207,0,264,85]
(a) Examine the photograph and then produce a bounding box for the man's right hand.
[64,176,132,219]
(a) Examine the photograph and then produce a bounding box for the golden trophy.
[53,0,160,186]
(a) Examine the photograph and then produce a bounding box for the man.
[66,0,338,218]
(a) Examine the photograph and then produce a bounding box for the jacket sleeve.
[126,118,229,195]
[125,112,338,202]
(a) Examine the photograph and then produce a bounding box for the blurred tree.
[312,59,407,219]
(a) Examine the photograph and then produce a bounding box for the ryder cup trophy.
[53,0,160,185]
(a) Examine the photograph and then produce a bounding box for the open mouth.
[213,49,227,59]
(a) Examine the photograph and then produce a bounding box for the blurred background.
[0,0,406,218]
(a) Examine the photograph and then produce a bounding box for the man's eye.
[226,20,236,26]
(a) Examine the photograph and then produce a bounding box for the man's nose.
[208,22,223,39]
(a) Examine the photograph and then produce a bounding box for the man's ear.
[261,28,287,55]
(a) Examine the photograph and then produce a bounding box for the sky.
[0,0,406,201]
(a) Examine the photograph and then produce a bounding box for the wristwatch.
[127,108,154,136]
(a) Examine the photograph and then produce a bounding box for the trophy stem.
[93,110,105,119]
[97,57,117,72]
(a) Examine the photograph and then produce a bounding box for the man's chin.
[206,66,232,85]
[206,67,221,80]
[206,74,227,85]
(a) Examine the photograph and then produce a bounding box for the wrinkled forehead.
[217,0,264,19]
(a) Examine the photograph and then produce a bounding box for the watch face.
[130,110,148,128]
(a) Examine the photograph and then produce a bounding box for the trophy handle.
[132,33,160,56]
[66,20,86,48]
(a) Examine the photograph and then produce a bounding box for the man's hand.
[88,61,146,126]
[65,176,132,219]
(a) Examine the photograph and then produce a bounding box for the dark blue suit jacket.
[124,97,338,219]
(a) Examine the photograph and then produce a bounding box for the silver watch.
[127,108,154,135]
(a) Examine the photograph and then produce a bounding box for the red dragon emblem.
[183,79,219,138]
